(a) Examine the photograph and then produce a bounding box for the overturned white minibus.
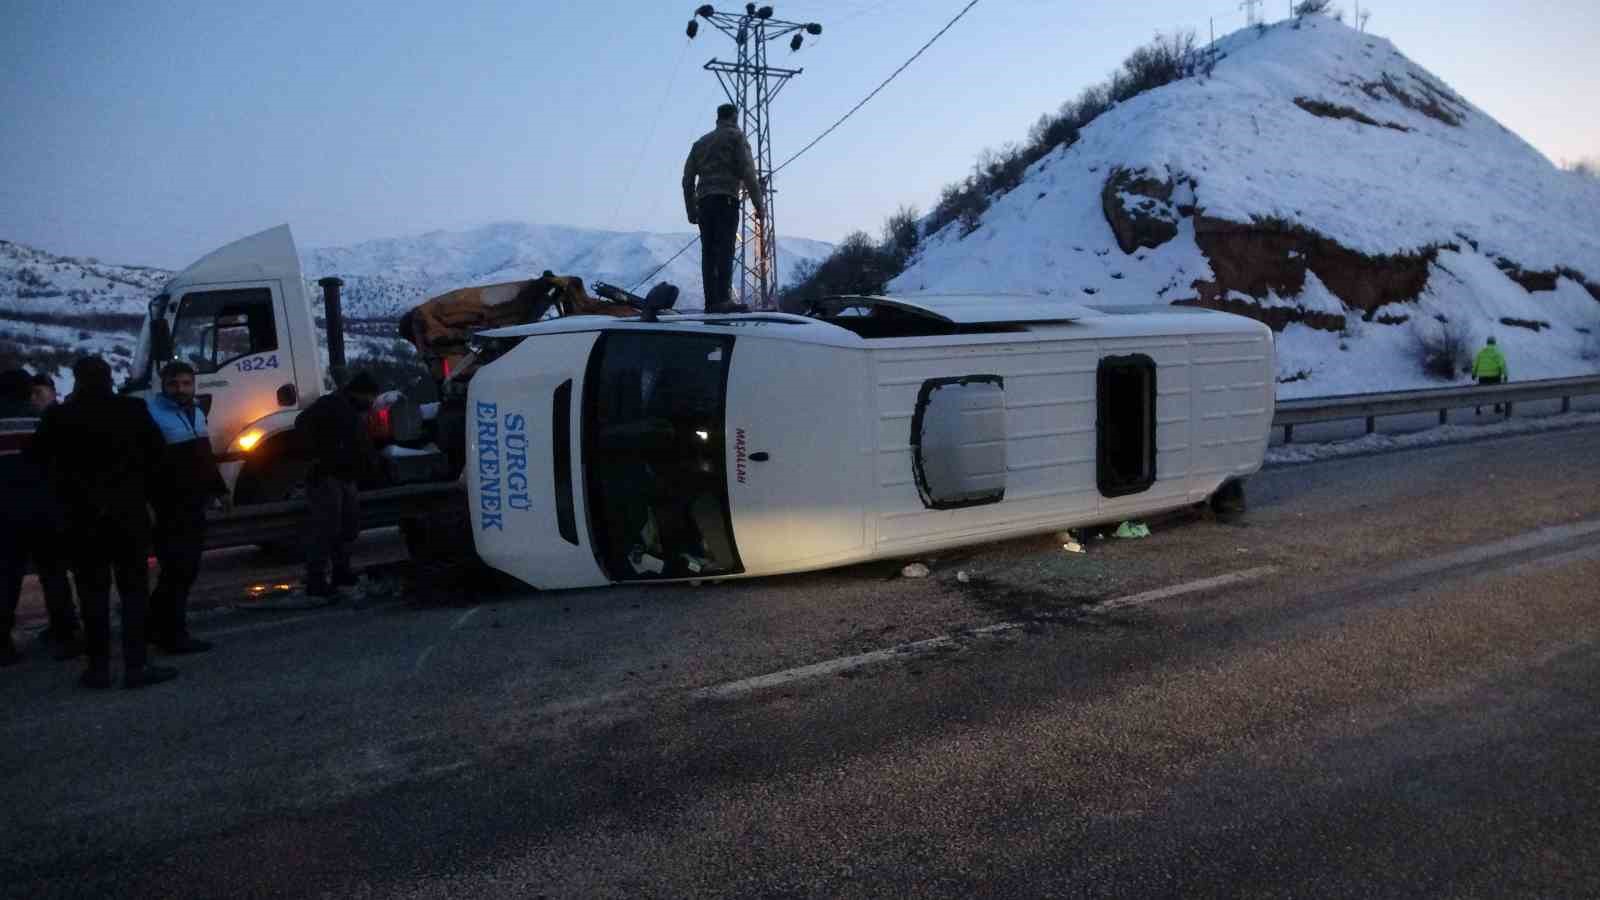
[465,294,1274,590]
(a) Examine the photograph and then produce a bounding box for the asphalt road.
[2,424,1598,898]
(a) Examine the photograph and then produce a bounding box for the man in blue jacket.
[145,361,228,654]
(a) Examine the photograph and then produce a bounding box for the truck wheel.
[402,508,512,598]
[234,458,311,556]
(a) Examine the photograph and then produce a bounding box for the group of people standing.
[3,355,385,689]
[2,356,228,688]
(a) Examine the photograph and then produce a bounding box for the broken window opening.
[1097,354,1157,497]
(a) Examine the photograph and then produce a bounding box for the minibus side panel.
[724,340,873,574]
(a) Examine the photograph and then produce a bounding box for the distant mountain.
[1,224,834,387]
[0,239,170,385]
[305,222,834,320]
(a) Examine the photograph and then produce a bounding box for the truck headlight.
[235,429,265,452]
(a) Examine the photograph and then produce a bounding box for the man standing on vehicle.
[28,357,176,688]
[296,371,381,600]
[683,103,766,313]
[1472,335,1509,415]
[1,369,81,666]
[145,361,228,653]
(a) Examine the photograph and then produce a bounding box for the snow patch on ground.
[1267,410,1600,465]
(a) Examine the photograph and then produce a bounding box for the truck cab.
[130,225,336,503]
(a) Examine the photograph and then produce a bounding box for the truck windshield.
[582,332,741,581]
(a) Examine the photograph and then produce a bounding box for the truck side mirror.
[149,316,174,366]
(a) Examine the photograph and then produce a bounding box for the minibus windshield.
[582,332,742,580]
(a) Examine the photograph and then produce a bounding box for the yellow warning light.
[235,429,264,452]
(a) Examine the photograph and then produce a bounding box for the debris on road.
[1063,540,1086,554]
[1113,521,1151,539]
[901,563,931,579]
[956,570,971,583]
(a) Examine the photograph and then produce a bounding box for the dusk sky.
[2,0,1596,268]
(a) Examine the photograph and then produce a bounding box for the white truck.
[127,224,651,512]
[128,225,370,504]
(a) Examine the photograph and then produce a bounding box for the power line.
[607,39,693,234]
[633,0,982,295]
[628,235,700,293]
[774,0,981,175]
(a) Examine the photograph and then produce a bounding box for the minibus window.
[1097,354,1157,497]
[583,332,742,580]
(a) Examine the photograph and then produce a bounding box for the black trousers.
[68,514,150,670]
[306,476,360,579]
[151,503,207,641]
[697,195,740,310]
[1,522,78,640]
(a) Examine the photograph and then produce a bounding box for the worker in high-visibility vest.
[1472,336,1509,415]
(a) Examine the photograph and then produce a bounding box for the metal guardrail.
[204,481,464,551]
[1272,375,1600,443]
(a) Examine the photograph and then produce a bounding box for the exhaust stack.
[318,276,347,382]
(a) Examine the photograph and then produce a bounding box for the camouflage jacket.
[682,123,765,216]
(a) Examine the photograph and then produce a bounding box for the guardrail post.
[1283,424,1294,444]
[1438,409,1447,426]
[1505,402,1514,418]
[1562,396,1571,413]
[1365,416,1376,435]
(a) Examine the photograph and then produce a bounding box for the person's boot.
[124,664,179,689]
[79,660,112,689]
[0,635,20,667]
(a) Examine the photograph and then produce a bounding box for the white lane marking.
[1086,566,1280,613]
[691,567,1278,701]
[199,600,408,639]
[414,646,436,673]
[1368,518,1600,585]
[690,623,1026,701]
[451,606,482,631]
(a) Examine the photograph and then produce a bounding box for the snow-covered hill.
[1,223,833,388]
[0,239,170,386]
[891,14,1600,396]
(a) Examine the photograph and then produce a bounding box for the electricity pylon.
[686,4,822,309]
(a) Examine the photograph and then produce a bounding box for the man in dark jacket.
[28,357,177,688]
[29,371,58,412]
[145,361,228,653]
[296,371,380,599]
[1,370,81,665]
[683,103,766,313]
